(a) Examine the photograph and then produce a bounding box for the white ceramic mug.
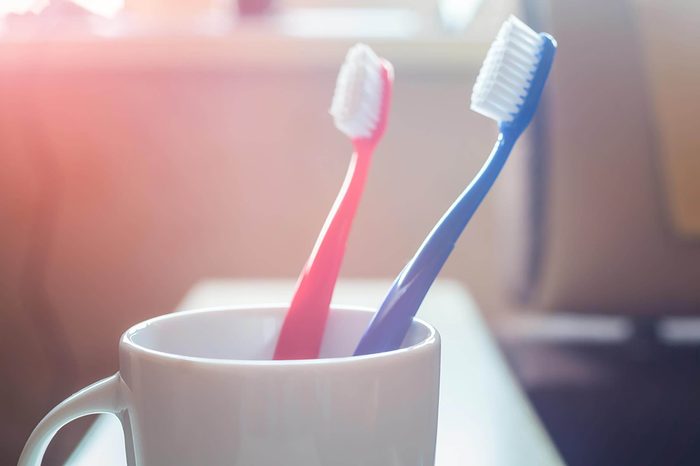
[19,306,441,466]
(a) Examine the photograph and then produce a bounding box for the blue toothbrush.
[354,16,557,355]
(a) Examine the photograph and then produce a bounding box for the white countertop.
[67,279,563,466]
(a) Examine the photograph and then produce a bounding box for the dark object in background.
[501,326,700,466]
[502,0,700,458]
[238,0,276,16]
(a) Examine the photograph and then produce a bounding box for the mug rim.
[120,304,439,367]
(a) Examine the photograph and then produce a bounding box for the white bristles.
[330,44,385,139]
[471,15,544,123]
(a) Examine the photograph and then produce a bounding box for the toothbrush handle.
[354,133,515,355]
[274,146,372,360]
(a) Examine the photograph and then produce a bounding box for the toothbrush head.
[330,43,394,144]
[470,15,557,133]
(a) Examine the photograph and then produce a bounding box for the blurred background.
[2,0,700,465]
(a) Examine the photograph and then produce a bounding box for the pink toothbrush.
[274,44,394,360]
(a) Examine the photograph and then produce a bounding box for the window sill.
[0,8,492,71]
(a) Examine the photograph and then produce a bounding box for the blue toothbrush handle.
[354,133,516,355]
[354,34,556,356]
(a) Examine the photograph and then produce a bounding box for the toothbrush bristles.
[330,44,386,140]
[470,15,544,123]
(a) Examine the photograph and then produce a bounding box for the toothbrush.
[354,16,557,355]
[274,44,394,360]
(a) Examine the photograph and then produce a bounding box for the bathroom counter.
[67,279,563,466]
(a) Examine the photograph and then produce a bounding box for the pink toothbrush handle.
[274,64,392,360]
[273,145,372,360]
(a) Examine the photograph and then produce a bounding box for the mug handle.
[18,373,131,466]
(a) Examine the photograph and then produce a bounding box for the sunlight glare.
[0,0,123,18]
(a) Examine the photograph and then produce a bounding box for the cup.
[19,306,441,466]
